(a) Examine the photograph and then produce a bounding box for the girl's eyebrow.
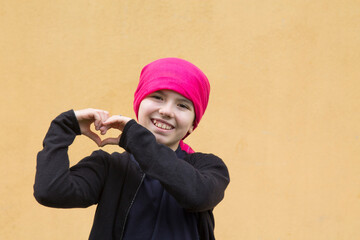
[155,90,193,105]
[180,98,193,104]
[177,96,194,108]
[152,90,166,96]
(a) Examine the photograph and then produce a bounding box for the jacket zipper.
[119,173,145,240]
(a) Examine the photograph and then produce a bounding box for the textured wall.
[1,0,359,239]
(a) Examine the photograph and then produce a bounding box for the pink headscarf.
[133,58,210,153]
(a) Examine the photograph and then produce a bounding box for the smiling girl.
[34,58,230,240]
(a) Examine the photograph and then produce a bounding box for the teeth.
[153,120,172,130]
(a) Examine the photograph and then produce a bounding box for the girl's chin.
[154,136,178,149]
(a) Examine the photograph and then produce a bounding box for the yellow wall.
[1,0,359,239]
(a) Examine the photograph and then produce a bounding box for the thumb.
[100,135,121,147]
[84,130,102,147]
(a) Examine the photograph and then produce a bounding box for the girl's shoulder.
[186,152,227,168]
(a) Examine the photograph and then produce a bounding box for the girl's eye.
[151,95,163,100]
[178,103,190,110]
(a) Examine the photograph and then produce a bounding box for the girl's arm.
[34,110,109,208]
[119,120,230,212]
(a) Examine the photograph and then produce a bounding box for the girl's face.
[138,90,195,151]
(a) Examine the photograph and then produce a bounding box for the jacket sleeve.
[119,120,230,212]
[34,110,109,208]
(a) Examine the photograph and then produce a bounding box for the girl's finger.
[84,130,102,147]
[93,111,105,131]
[100,136,121,147]
[102,115,122,125]
[93,110,108,129]
[99,125,110,135]
[103,115,132,131]
[98,110,110,123]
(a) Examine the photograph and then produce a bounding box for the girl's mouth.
[152,119,174,130]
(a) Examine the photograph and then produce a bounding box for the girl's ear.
[188,124,194,134]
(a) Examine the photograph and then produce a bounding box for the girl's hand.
[74,108,110,147]
[74,108,132,147]
[99,115,132,147]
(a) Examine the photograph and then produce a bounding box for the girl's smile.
[138,90,195,150]
[152,119,175,130]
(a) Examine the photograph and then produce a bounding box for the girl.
[34,58,230,240]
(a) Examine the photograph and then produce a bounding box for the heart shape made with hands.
[95,124,121,147]
[78,113,132,147]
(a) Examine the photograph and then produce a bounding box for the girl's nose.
[159,103,175,118]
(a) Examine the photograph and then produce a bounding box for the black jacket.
[34,110,230,239]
